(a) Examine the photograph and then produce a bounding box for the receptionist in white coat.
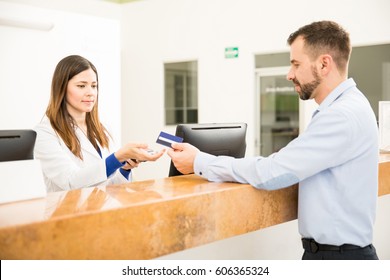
[34,55,164,192]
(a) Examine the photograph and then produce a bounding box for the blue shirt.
[105,153,131,179]
[96,144,131,180]
[194,78,379,246]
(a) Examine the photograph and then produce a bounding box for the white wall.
[0,0,122,140]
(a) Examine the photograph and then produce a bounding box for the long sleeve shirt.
[194,78,379,247]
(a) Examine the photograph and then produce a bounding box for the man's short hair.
[287,21,351,73]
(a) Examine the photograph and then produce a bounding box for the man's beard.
[293,67,321,100]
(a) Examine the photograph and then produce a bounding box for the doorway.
[255,67,299,156]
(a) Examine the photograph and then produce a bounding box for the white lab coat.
[34,116,130,192]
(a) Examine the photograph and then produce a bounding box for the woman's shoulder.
[34,116,56,135]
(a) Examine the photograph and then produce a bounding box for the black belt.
[302,238,368,253]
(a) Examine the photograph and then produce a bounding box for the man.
[167,21,379,260]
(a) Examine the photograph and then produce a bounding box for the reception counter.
[1,156,390,260]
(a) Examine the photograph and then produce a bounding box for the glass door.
[255,67,299,156]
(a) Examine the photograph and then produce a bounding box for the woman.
[34,55,164,192]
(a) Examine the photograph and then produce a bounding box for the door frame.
[255,66,290,155]
[254,66,317,155]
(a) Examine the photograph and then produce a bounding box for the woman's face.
[65,68,97,118]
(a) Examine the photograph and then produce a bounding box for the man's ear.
[319,54,332,71]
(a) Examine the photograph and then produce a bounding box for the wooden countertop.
[1,158,390,260]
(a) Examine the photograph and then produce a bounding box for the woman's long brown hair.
[46,55,110,159]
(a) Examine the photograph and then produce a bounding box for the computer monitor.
[168,123,247,176]
[0,130,37,162]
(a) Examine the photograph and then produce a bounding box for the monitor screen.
[0,130,37,162]
[168,123,247,176]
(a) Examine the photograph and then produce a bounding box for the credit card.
[156,131,183,147]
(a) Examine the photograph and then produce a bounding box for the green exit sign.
[225,47,239,59]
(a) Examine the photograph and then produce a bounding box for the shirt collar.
[316,78,356,113]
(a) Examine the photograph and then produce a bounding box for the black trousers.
[301,238,379,260]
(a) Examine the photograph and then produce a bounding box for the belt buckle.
[310,240,319,253]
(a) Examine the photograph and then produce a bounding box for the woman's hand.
[114,142,165,163]
[121,159,140,170]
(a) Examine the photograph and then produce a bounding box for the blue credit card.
[156,131,183,147]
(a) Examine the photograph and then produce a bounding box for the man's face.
[287,36,322,101]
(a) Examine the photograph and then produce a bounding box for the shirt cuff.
[194,151,217,178]
[120,168,131,179]
[105,153,124,177]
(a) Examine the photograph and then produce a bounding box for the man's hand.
[167,142,199,174]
